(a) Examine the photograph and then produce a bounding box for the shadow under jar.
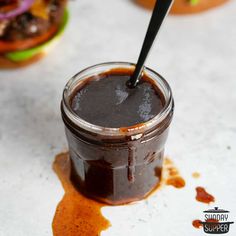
[61,62,174,205]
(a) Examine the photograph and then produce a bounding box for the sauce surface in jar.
[71,69,164,128]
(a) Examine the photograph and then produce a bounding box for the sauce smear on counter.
[52,152,110,236]
[164,158,185,189]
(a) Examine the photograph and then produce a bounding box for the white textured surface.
[0,0,236,235]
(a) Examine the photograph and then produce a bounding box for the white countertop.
[0,0,236,235]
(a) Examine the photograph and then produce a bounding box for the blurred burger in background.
[0,0,68,68]
[135,0,229,14]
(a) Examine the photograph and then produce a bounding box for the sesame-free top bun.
[135,0,229,14]
[171,0,229,14]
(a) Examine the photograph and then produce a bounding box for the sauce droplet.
[195,187,215,204]
[164,158,185,189]
[52,152,110,236]
[192,219,202,228]
[166,176,186,188]
[164,158,173,165]
[167,167,179,176]
[192,172,200,178]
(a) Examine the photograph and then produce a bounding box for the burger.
[0,0,68,68]
[135,0,229,14]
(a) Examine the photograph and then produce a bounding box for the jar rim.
[62,61,174,137]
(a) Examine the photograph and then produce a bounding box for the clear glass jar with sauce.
[61,62,174,205]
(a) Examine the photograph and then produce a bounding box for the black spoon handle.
[129,0,174,88]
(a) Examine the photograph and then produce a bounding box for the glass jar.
[61,62,174,205]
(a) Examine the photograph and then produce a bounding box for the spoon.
[128,0,174,88]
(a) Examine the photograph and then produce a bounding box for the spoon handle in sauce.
[129,0,174,88]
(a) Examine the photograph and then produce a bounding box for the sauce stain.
[164,158,185,189]
[166,176,185,189]
[192,219,202,229]
[147,157,186,197]
[195,187,215,204]
[192,172,200,179]
[164,158,173,165]
[52,152,110,236]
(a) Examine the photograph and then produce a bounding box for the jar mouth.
[62,62,174,137]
